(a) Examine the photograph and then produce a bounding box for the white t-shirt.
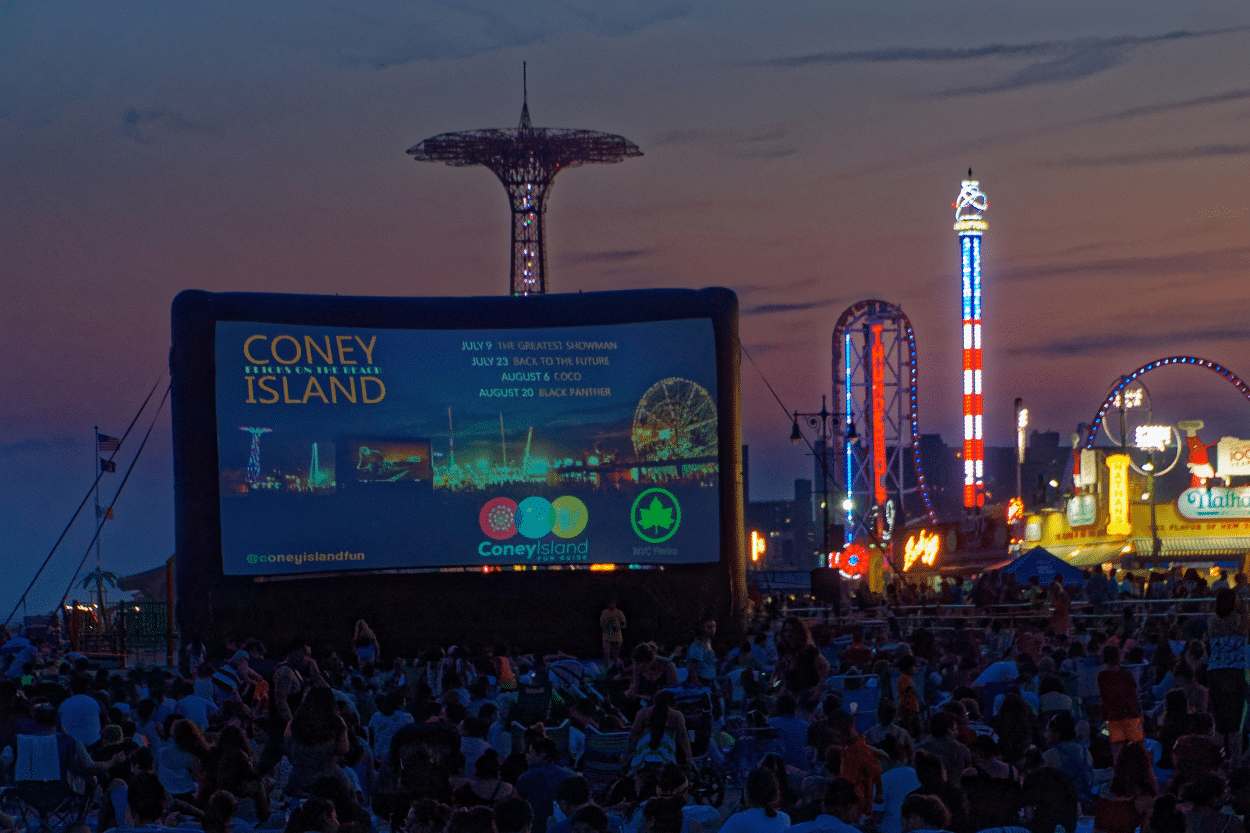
[875,765,922,833]
[972,661,1018,687]
[790,814,862,833]
[157,742,199,796]
[174,694,218,730]
[460,736,492,779]
[992,690,1039,716]
[59,693,102,746]
[718,807,791,832]
[367,710,413,763]
[681,805,720,833]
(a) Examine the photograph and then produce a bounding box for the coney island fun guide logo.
[477,496,590,559]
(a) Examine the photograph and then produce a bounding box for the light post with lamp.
[790,395,842,562]
[1100,376,1179,567]
[1141,454,1162,561]
[1015,398,1028,503]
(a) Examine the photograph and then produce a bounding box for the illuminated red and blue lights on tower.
[954,172,988,510]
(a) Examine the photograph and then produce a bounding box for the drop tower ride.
[954,171,988,509]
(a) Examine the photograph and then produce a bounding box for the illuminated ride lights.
[832,300,936,544]
[953,172,988,509]
[407,69,642,296]
[239,426,273,487]
[902,529,941,572]
[1082,356,1250,450]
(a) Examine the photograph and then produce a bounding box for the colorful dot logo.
[551,495,589,538]
[479,495,589,540]
[479,497,518,540]
[515,497,553,539]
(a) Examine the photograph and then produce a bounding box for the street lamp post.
[1142,454,1162,560]
[791,395,840,562]
[1015,398,1028,503]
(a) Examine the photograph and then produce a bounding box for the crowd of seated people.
[0,565,1248,833]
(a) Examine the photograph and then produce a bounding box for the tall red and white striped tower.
[954,171,988,509]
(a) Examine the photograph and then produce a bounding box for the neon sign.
[1177,486,1250,520]
[1113,388,1144,409]
[1134,424,1171,452]
[1006,497,1024,524]
[902,529,940,571]
[1106,453,1132,535]
[1066,493,1098,528]
[750,530,765,562]
[871,323,887,514]
[1016,407,1028,465]
[1218,436,1250,476]
[832,541,871,579]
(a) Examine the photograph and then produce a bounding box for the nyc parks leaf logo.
[631,488,681,544]
[638,497,674,533]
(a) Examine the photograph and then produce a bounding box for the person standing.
[1206,587,1248,759]
[1098,645,1142,761]
[1049,575,1072,637]
[686,617,718,688]
[516,737,575,833]
[599,600,626,669]
[352,620,380,670]
[896,656,922,739]
[1086,568,1109,611]
[775,616,829,698]
[872,736,920,833]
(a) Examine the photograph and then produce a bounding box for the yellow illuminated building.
[1026,501,1250,569]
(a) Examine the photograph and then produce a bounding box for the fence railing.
[66,600,174,667]
[780,595,1219,637]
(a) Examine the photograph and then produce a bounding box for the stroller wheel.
[690,763,725,808]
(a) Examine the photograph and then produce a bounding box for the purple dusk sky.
[2,2,1249,615]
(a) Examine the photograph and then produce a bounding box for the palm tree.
[81,568,121,614]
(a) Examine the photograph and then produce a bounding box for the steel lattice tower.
[953,171,988,509]
[407,71,642,295]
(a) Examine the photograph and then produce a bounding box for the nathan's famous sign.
[1060,419,1250,529]
[213,318,721,576]
[1175,422,1250,521]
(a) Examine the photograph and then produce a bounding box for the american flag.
[97,433,120,453]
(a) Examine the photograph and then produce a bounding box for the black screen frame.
[170,287,745,652]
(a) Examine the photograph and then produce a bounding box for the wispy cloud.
[742,297,844,316]
[322,4,693,69]
[1087,88,1250,123]
[119,108,202,143]
[759,41,1055,68]
[651,124,798,159]
[1009,326,1250,357]
[731,276,825,298]
[759,26,1250,95]
[998,245,1250,283]
[1043,143,1250,168]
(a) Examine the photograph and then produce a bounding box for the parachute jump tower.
[954,172,988,509]
[407,67,642,295]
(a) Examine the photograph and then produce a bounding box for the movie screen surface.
[215,319,720,575]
